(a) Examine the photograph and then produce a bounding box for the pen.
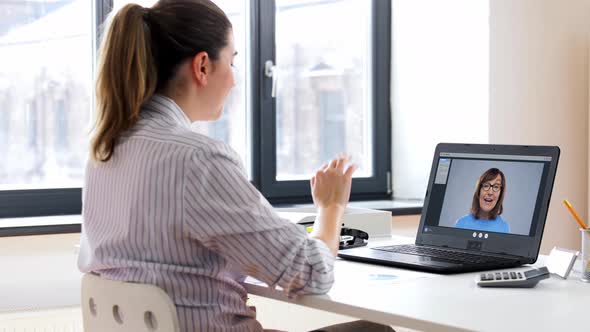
[563,199,587,230]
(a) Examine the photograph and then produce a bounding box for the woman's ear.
[191,51,210,86]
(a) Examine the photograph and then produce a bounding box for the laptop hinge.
[424,244,526,261]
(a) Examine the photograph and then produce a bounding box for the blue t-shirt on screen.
[454,214,510,233]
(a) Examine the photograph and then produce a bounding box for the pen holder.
[581,228,590,282]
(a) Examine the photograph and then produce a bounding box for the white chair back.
[81,273,180,332]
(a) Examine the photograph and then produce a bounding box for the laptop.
[338,143,560,274]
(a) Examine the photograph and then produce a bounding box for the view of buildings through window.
[0,0,92,190]
[0,0,374,191]
[275,0,372,180]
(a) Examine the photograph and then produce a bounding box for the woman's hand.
[310,154,357,210]
[309,154,357,255]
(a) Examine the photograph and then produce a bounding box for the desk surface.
[245,236,590,332]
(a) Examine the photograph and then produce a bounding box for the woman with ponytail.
[78,1,392,331]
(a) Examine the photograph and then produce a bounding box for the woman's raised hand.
[310,154,357,210]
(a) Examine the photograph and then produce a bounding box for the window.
[273,0,373,180]
[0,0,92,191]
[0,0,391,230]
[258,0,391,200]
[0,0,93,218]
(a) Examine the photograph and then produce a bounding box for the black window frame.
[0,0,391,234]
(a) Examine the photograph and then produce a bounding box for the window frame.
[0,0,392,234]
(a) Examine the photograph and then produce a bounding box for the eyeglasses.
[481,183,502,192]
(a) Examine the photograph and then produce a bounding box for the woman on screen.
[455,168,510,233]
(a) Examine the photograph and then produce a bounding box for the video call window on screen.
[434,155,548,236]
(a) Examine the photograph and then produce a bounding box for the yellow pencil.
[563,199,587,230]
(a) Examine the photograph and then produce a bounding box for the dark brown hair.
[470,168,506,219]
[91,0,232,162]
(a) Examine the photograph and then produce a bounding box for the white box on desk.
[275,207,392,238]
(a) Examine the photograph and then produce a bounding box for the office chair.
[81,273,180,332]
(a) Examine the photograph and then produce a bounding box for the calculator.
[477,267,550,288]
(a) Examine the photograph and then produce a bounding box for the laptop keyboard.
[372,244,516,265]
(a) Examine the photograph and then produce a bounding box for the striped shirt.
[78,95,335,332]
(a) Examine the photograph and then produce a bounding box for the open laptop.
[338,143,560,274]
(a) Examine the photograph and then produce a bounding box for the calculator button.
[510,272,517,279]
[495,273,502,280]
[502,272,510,280]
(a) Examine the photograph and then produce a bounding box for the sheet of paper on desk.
[332,260,433,289]
[244,262,430,289]
[368,274,398,281]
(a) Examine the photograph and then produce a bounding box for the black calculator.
[477,267,550,288]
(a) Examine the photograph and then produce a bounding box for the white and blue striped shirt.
[78,95,335,332]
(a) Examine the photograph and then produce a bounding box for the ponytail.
[91,4,157,162]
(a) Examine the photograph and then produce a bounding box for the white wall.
[391,0,489,199]
[490,0,590,253]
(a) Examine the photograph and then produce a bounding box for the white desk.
[245,236,590,332]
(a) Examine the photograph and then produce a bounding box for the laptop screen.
[417,144,559,260]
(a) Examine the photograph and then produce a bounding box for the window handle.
[264,60,278,98]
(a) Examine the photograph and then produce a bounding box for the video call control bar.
[439,153,552,162]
